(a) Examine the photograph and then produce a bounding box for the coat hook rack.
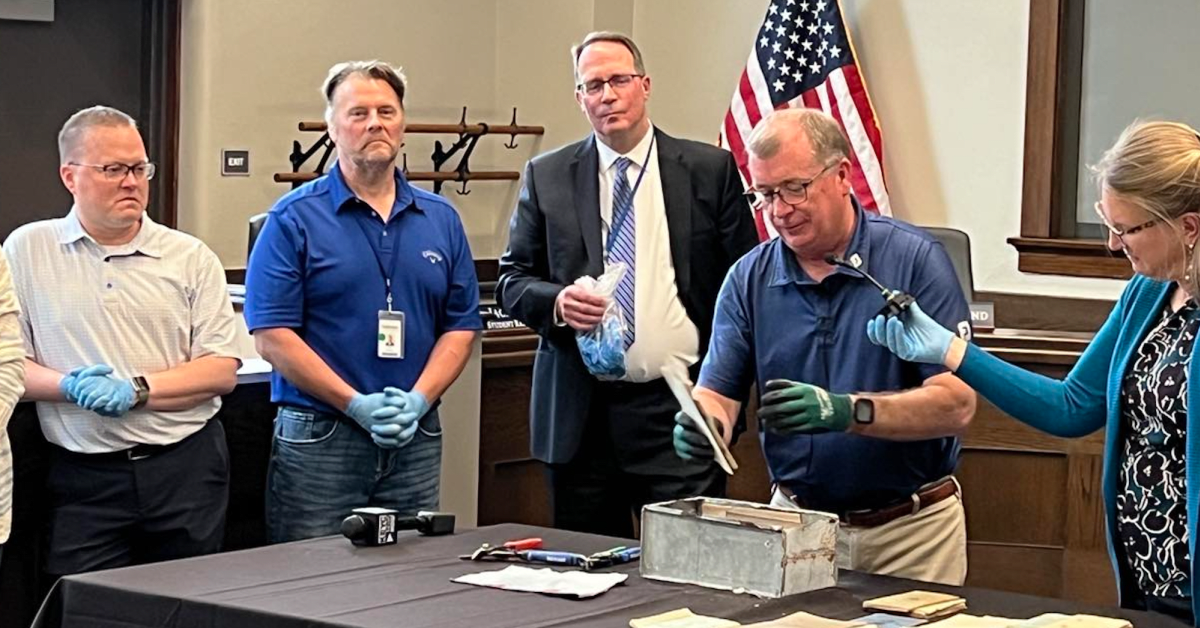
[275,107,544,195]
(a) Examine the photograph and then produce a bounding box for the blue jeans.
[265,405,442,543]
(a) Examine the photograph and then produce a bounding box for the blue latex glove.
[370,388,430,449]
[71,368,136,418]
[345,389,405,434]
[672,411,715,461]
[865,302,955,365]
[58,365,96,403]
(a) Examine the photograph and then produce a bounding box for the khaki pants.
[770,482,968,586]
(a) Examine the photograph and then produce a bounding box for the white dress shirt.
[596,125,700,382]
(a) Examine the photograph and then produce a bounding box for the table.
[32,524,1181,628]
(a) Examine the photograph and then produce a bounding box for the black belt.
[54,425,204,463]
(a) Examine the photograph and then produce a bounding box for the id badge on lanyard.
[354,212,407,360]
[378,306,405,359]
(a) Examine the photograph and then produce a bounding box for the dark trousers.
[1139,595,1194,626]
[546,378,726,538]
[45,419,230,577]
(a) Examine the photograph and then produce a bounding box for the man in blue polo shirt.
[674,108,975,585]
[245,60,482,543]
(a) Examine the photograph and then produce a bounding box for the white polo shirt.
[5,209,241,453]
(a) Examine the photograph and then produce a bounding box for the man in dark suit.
[497,31,759,537]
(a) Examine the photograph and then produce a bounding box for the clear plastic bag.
[575,262,630,380]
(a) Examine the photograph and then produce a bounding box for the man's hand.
[865,302,956,365]
[673,411,718,461]
[369,388,430,449]
[58,365,97,403]
[67,364,137,417]
[555,285,607,331]
[757,379,852,434]
[345,389,405,434]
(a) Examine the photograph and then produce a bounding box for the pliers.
[584,546,641,570]
[460,537,544,561]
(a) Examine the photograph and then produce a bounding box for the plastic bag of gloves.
[575,262,630,380]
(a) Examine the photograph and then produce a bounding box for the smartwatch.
[131,376,151,409]
[853,397,875,425]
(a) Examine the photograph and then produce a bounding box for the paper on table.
[919,615,1013,628]
[629,608,741,628]
[741,610,869,628]
[852,613,927,628]
[661,361,738,475]
[452,565,627,599]
[1010,614,1131,628]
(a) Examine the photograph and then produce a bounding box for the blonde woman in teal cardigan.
[868,120,1200,626]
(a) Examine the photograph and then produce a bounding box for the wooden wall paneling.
[1061,549,1118,605]
[1064,453,1106,550]
[1061,453,1117,604]
[977,290,1115,333]
[958,449,1068,546]
[967,543,1065,598]
[477,356,551,527]
[965,397,1074,453]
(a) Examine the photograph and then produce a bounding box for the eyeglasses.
[69,162,156,181]
[1093,202,1159,245]
[745,163,837,209]
[576,74,644,97]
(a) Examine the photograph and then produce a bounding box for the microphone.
[823,254,916,318]
[341,508,456,546]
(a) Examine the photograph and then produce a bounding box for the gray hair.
[570,31,646,85]
[58,106,138,164]
[746,108,850,167]
[321,60,407,123]
[1093,119,1200,289]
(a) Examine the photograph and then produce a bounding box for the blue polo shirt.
[699,203,970,513]
[244,165,482,414]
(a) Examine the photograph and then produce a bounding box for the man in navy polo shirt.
[674,108,975,585]
[245,60,482,543]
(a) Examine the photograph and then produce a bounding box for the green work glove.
[757,379,852,434]
[672,411,715,461]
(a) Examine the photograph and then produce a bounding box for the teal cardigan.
[957,275,1200,623]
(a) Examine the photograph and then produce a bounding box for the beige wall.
[179,0,1126,299]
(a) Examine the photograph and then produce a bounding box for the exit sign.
[222,149,250,176]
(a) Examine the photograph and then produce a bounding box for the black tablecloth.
[32,523,1182,628]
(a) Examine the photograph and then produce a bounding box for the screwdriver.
[519,550,589,566]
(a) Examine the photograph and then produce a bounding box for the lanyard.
[604,134,656,260]
[351,208,405,312]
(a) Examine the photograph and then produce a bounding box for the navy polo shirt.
[699,203,970,513]
[244,165,482,414]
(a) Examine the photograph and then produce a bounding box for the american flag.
[720,0,890,238]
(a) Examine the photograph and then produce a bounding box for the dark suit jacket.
[497,128,759,465]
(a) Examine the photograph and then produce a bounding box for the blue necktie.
[610,157,636,349]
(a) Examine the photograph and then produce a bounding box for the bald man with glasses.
[4,105,240,578]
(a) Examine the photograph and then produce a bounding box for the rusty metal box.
[639,497,838,598]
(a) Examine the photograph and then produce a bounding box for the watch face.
[854,398,874,424]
